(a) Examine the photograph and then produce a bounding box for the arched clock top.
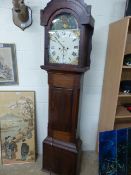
[40,0,94,27]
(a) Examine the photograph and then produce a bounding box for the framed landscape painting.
[0,43,18,85]
[0,91,35,165]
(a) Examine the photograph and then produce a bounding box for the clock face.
[48,13,80,65]
[49,29,80,65]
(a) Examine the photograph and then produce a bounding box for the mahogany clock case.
[40,0,94,174]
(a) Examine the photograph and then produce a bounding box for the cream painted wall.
[0,0,127,154]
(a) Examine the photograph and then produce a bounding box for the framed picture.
[0,43,18,85]
[125,0,131,16]
[0,91,36,165]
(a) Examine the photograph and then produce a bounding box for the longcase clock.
[40,0,94,174]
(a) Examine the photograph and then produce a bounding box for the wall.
[0,0,127,154]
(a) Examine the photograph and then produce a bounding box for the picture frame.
[0,43,18,85]
[125,0,131,16]
[0,91,36,165]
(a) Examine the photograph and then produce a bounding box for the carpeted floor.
[0,151,98,175]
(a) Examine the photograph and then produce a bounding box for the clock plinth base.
[42,137,82,175]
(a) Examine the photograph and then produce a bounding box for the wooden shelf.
[118,92,131,97]
[116,106,131,119]
[115,105,131,129]
[114,122,131,129]
[123,66,131,69]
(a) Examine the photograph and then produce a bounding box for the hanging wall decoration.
[0,43,18,85]
[125,0,131,16]
[12,0,32,30]
[0,91,36,165]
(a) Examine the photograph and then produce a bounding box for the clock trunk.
[42,71,82,175]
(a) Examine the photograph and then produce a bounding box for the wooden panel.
[47,71,81,142]
[49,87,73,132]
[125,43,131,54]
[99,17,129,132]
[121,68,131,80]
[125,38,131,54]
[48,72,81,88]
[48,86,80,142]
[52,131,71,142]
[129,18,131,33]
[114,121,131,129]
[117,96,131,105]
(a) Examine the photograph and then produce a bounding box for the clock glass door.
[48,13,80,65]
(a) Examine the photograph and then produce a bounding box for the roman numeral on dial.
[72,52,77,56]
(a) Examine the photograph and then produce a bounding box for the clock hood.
[40,0,94,28]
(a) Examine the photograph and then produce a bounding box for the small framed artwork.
[125,0,131,16]
[0,43,18,85]
[0,91,36,165]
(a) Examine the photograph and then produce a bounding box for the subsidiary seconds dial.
[49,29,80,65]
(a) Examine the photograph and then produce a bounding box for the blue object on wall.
[99,128,128,175]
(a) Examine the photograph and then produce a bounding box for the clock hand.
[51,34,68,52]
[53,36,65,49]
[62,47,66,63]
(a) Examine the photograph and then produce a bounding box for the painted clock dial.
[48,13,80,65]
